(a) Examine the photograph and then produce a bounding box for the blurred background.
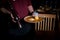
[0,0,60,40]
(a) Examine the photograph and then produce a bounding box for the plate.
[24,16,43,23]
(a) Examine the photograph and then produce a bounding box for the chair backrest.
[35,14,56,31]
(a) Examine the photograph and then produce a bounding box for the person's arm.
[28,5,34,13]
[27,0,34,13]
[0,7,16,23]
[0,0,15,22]
[0,8,13,18]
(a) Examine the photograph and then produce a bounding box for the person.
[0,0,35,40]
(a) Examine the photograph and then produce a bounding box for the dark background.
[0,0,60,40]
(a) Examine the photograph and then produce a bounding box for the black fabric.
[0,11,35,39]
[0,11,11,39]
[8,18,35,39]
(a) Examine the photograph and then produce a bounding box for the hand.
[12,18,16,23]
[10,14,16,23]
[32,11,39,17]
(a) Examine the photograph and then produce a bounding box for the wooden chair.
[35,14,56,31]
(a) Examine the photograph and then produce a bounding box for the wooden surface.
[38,14,56,18]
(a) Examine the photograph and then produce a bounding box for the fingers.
[12,19,16,23]
[11,14,14,19]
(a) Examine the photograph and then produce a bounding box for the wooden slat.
[35,23,37,31]
[43,19,45,31]
[40,21,42,31]
[35,14,56,31]
[50,18,52,31]
[38,22,40,31]
[48,18,50,31]
[45,18,47,31]
[53,18,55,31]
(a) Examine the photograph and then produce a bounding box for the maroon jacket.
[2,0,31,19]
[2,0,32,19]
